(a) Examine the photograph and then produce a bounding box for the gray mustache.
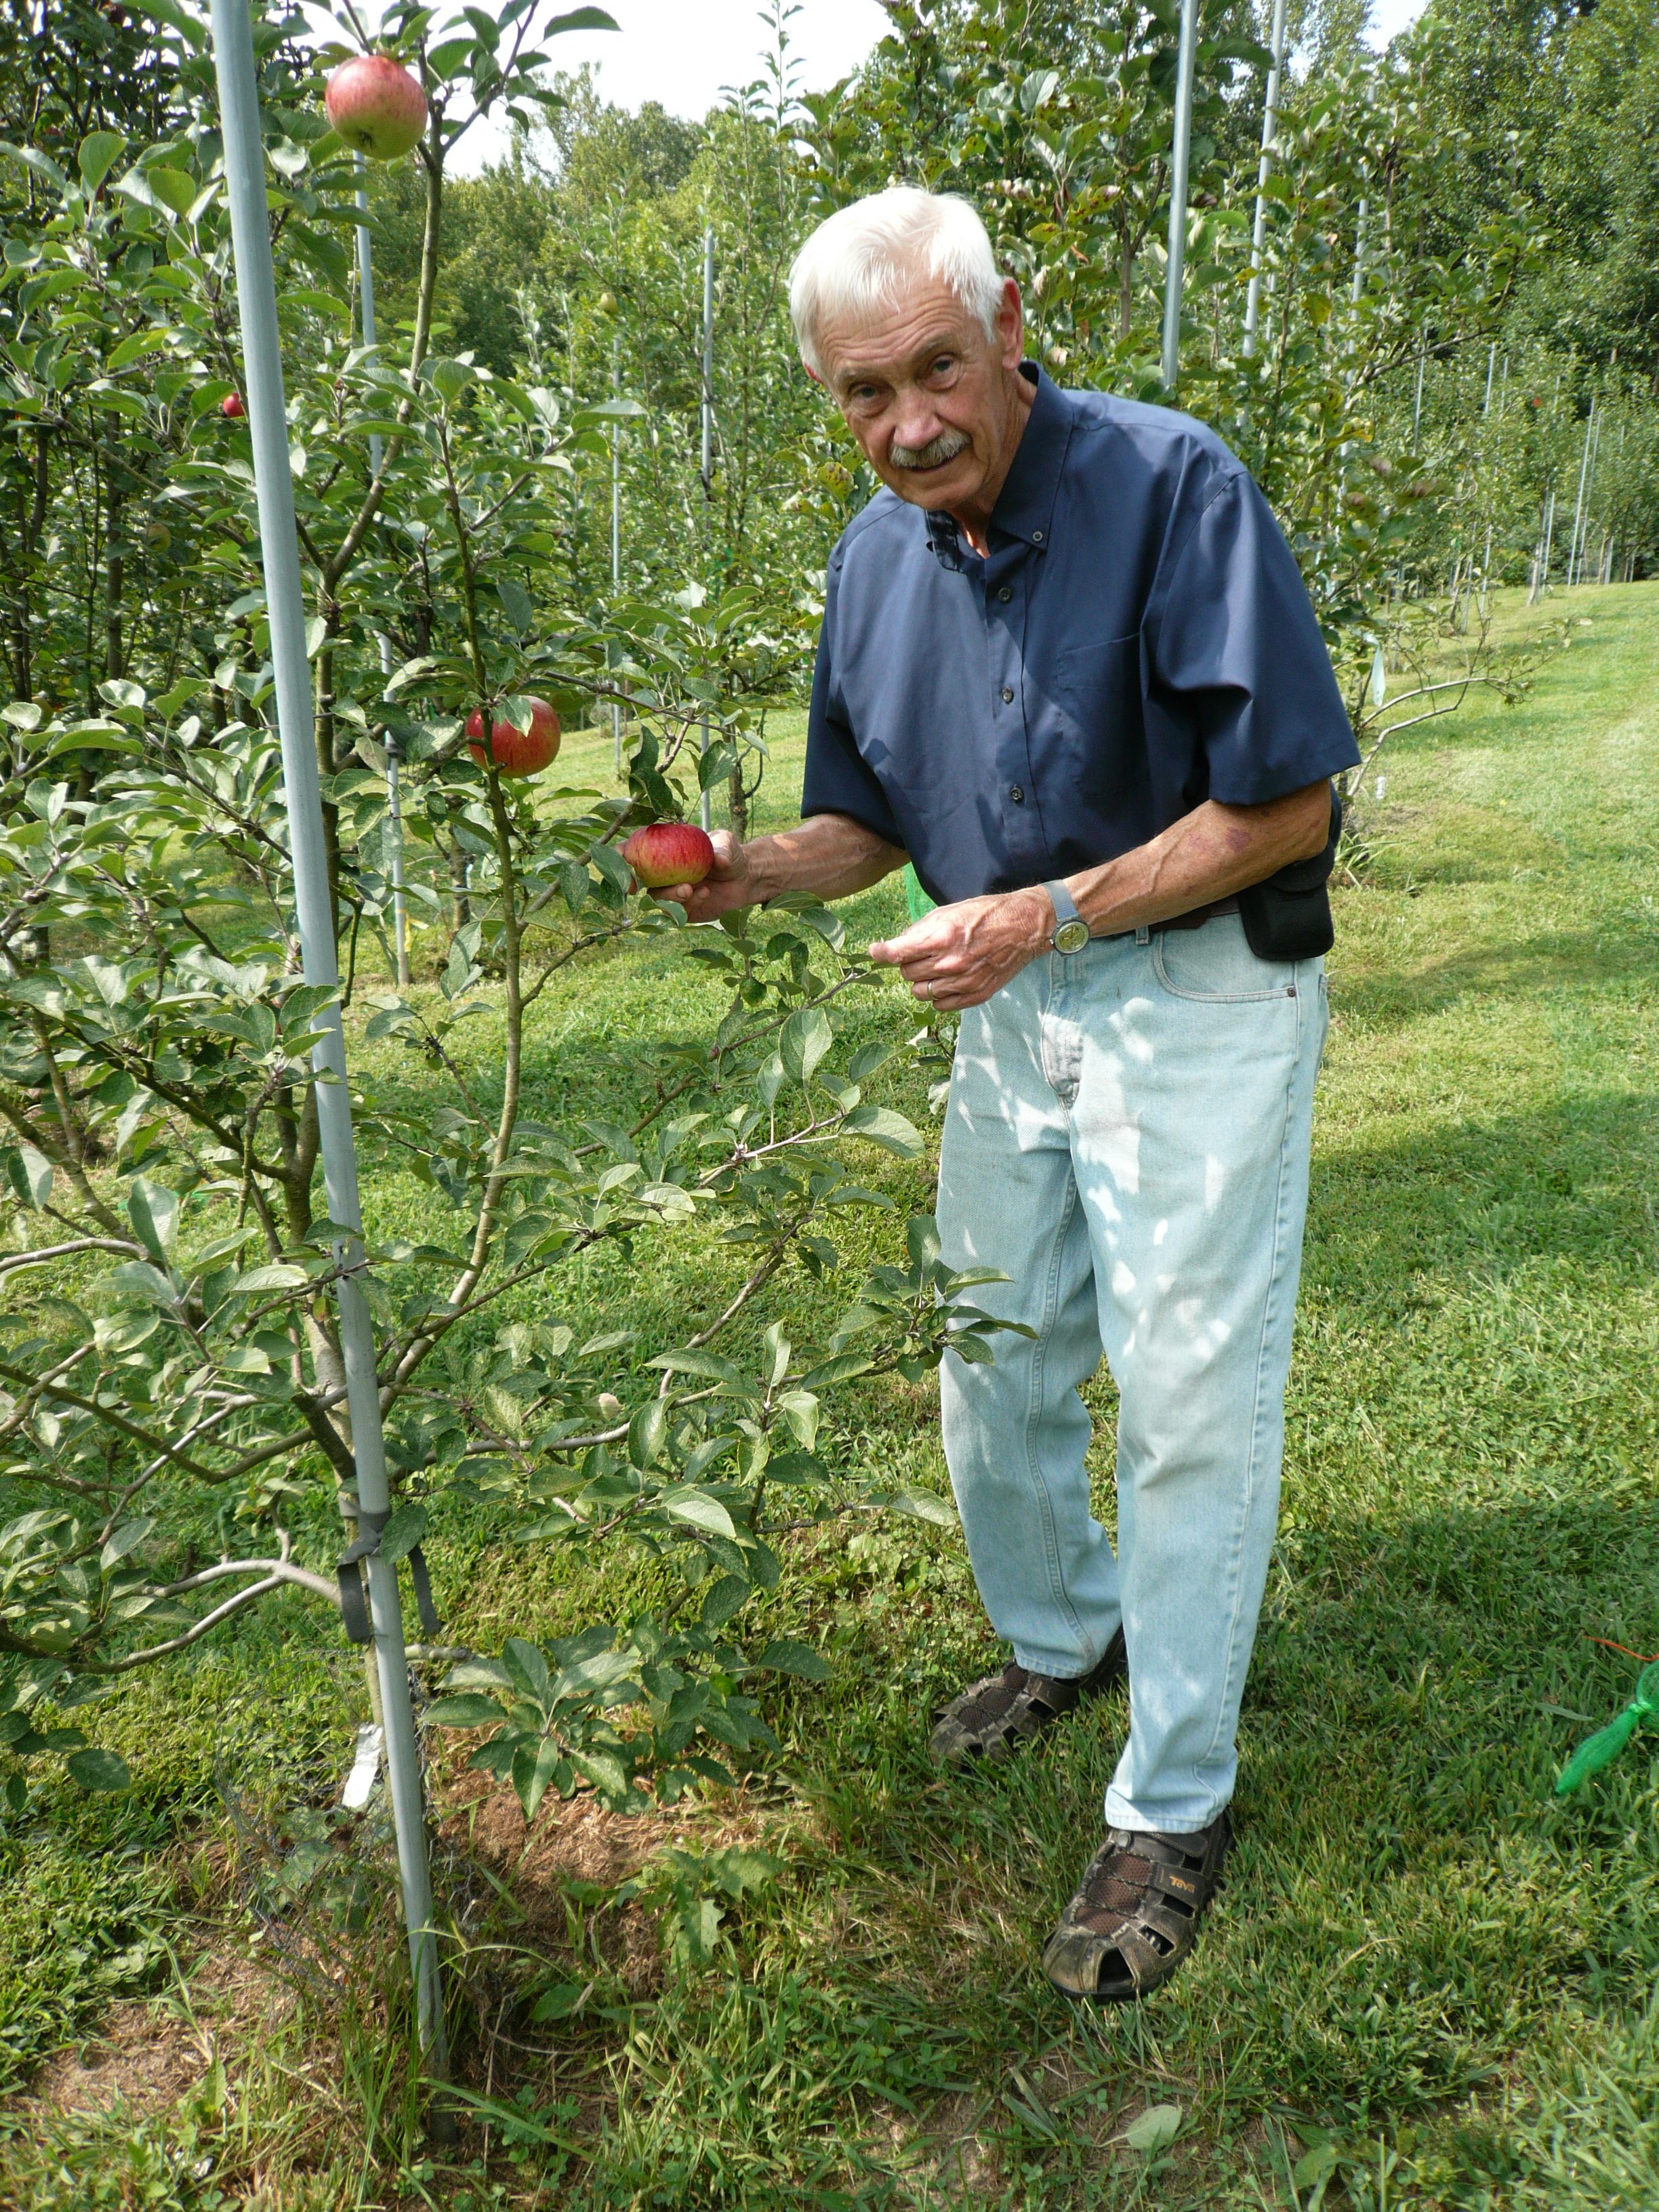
[890,430,970,470]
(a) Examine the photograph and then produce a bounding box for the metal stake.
[611,331,622,779]
[698,225,714,832]
[1242,0,1287,361]
[1160,0,1198,394]
[211,0,446,2076]
[1350,196,1368,307]
[1411,342,1425,451]
[354,154,409,987]
[1567,398,1597,588]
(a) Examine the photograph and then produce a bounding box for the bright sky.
[451,0,890,171]
[444,0,1432,173]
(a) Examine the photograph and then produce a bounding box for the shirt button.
[1031,529,1044,543]
[998,586,1012,602]
[1009,785,1025,804]
[1000,685,1014,703]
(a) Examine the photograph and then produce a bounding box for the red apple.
[222,392,245,419]
[466,697,560,777]
[326,54,428,163]
[621,821,716,890]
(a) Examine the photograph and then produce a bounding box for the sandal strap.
[1042,1812,1231,2003]
[930,1632,1126,1766]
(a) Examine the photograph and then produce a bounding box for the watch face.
[1052,917,1090,955]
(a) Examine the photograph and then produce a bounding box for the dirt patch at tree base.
[6,1951,289,2125]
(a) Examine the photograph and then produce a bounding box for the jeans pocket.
[1151,916,1298,1003]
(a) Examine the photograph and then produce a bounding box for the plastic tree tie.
[1555,1661,1659,1796]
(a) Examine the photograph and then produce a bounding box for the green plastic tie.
[1555,1660,1659,1796]
[902,863,935,924]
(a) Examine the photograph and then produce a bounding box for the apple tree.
[0,0,1006,1828]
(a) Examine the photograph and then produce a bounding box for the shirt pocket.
[1047,634,1144,748]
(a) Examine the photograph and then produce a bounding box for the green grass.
[7,586,1659,2207]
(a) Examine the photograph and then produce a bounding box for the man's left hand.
[869,886,1050,1010]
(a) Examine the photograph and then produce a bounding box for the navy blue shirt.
[802,366,1359,906]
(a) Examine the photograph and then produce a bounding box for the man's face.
[815,272,1025,512]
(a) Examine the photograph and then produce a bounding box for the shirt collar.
[922,364,1069,567]
[989,362,1070,550]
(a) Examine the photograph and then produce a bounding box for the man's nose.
[890,391,945,449]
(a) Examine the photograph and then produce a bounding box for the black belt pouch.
[1235,788,1342,961]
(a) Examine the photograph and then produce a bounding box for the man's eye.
[929,356,957,378]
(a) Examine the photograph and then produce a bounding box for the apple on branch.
[621,822,716,891]
[466,698,561,777]
[325,54,428,163]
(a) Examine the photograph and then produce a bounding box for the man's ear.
[802,357,822,385]
[996,276,1024,367]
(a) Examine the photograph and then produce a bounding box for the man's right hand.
[647,827,756,922]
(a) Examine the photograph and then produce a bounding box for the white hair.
[788,187,1004,377]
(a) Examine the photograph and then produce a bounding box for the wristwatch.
[1044,879,1090,956]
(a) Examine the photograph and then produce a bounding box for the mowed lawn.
[5,586,1659,2208]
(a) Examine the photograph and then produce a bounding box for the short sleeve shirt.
[802,365,1360,905]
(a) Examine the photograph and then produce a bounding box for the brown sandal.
[928,1630,1126,1766]
[1042,1811,1231,2002]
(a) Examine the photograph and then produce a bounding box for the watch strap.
[1044,879,1088,951]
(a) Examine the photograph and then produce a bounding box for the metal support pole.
[1350,196,1368,307]
[611,331,622,780]
[1540,485,1557,592]
[354,155,409,986]
[699,226,714,498]
[699,226,714,832]
[1242,0,1287,361]
[1411,343,1425,451]
[1482,342,1496,417]
[1576,405,1602,588]
[211,0,446,2076]
[1160,0,1198,394]
[384,734,409,985]
[1567,398,1596,588]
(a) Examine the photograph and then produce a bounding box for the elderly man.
[657,187,1359,2003]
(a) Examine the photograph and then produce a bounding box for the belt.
[1101,895,1240,942]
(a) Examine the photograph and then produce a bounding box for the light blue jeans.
[937,916,1328,1835]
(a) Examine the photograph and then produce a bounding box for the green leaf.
[546,6,621,32]
[144,167,199,218]
[514,1736,565,1820]
[65,1747,131,1791]
[569,1746,632,1804]
[700,1573,750,1627]
[755,1639,830,1681]
[529,1980,588,2022]
[379,1502,428,1563]
[647,1347,745,1384]
[497,578,534,636]
[7,1142,54,1210]
[628,1397,668,1469]
[231,1263,310,1294]
[842,1105,922,1158]
[797,1352,874,1391]
[78,132,125,193]
[424,1693,506,1727]
[662,1488,737,1541]
[125,1175,179,1263]
[887,1487,957,1529]
[779,1004,832,1086]
[427,357,475,407]
[100,1518,153,1571]
[502,1637,552,1705]
[1124,2102,1183,2154]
